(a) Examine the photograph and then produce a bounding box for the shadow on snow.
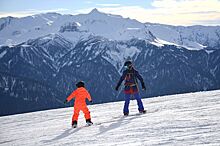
[41,113,144,143]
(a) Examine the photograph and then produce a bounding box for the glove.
[115,86,119,91]
[141,83,146,90]
[64,99,68,104]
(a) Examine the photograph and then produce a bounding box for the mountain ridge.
[0,9,220,116]
[0,9,220,49]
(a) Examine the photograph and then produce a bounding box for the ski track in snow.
[0,90,220,146]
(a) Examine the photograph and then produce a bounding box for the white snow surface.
[0,90,220,146]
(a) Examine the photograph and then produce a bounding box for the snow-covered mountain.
[0,90,220,146]
[0,9,220,116]
[145,23,220,50]
[0,8,220,49]
[0,9,154,46]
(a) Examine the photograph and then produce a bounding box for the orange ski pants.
[72,106,91,121]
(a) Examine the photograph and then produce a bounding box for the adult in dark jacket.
[115,60,146,116]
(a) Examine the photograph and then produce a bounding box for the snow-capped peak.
[0,9,220,50]
[89,8,101,15]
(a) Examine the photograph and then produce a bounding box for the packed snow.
[0,90,220,146]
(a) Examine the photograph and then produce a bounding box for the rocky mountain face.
[0,9,219,116]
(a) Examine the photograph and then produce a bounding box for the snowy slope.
[0,90,220,146]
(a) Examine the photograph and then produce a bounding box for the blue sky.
[0,0,220,26]
[0,0,153,13]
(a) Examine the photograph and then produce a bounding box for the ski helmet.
[76,81,85,88]
[124,60,132,68]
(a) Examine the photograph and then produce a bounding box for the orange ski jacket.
[66,87,92,108]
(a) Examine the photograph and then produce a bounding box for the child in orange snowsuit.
[64,81,93,127]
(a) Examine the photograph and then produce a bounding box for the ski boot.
[124,112,129,116]
[86,119,93,126]
[139,110,146,114]
[72,121,77,128]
